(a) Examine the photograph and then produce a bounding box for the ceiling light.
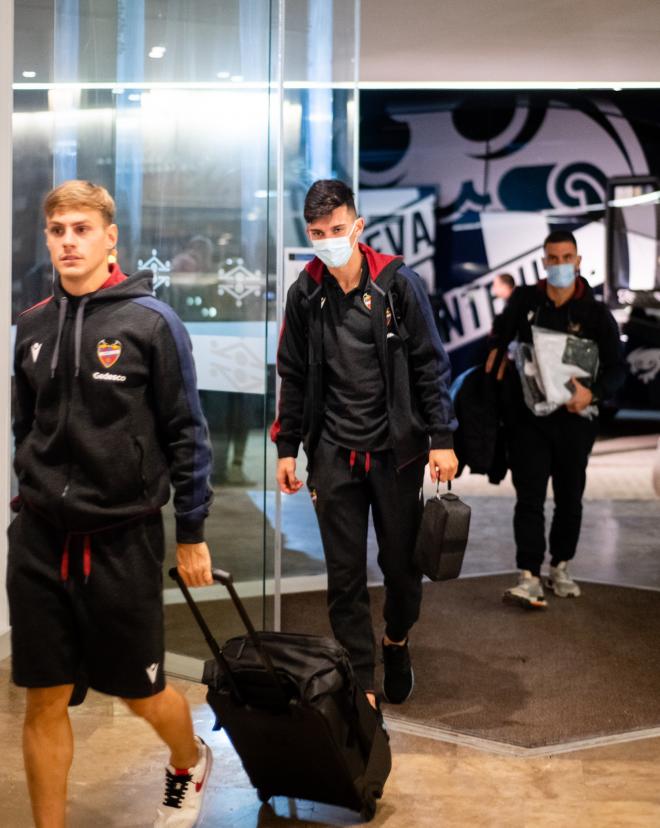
[216,71,230,79]
[148,46,167,59]
[22,71,36,78]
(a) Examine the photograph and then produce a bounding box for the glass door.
[12,0,278,675]
[11,0,360,678]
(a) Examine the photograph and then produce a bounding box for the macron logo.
[146,663,159,684]
[31,342,43,363]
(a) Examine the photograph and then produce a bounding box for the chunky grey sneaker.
[154,736,213,827]
[503,570,547,609]
[546,561,581,598]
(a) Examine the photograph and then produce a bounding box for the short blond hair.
[44,180,116,225]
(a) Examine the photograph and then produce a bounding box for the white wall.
[360,0,660,83]
[0,1,13,661]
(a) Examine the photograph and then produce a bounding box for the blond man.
[8,180,214,827]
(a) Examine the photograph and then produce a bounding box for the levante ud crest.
[97,339,122,368]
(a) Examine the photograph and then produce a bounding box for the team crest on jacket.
[97,339,122,368]
[363,292,372,311]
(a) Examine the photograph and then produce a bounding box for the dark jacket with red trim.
[271,244,457,470]
[489,276,626,403]
[13,265,213,542]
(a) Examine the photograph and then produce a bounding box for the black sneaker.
[382,639,414,704]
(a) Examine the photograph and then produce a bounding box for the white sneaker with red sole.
[154,736,213,827]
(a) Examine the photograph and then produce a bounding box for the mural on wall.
[359,92,660,386]
[359,187,436,292]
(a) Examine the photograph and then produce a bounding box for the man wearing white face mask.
[272,180,458,707]
[485,230,625,609]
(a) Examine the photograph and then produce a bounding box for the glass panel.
[276,2,360,593]
[12,0,360,662]
[11,0,279,667]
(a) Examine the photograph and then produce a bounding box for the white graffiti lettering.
[627,347,660,385]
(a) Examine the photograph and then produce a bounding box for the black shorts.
[7,508,166,698]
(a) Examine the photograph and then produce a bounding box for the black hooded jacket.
[489,276,626,404]
[271,244,457,470]
[13,266,213,541]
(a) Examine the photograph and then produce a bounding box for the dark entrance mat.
[280,575,660,749]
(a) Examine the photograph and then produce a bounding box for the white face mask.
[311,220,358,269]
[546,263,576,288]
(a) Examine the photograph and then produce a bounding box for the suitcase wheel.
[257,789,272,804]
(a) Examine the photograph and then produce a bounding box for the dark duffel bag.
[170,568,391,822]
[413,481,471,581]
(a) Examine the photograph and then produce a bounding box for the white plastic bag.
[515,326,599,418]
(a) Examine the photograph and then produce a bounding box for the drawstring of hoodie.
[349,449,371,478]
[49,295,91,378]
[50,297,68,378]
[60,534,70,581]
[60,533,92,584]
[74,297,90,377]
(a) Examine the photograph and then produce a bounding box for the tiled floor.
[3,436,660,827]
[2,661,660,828]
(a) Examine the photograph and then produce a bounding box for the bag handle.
[169,567,289,704]
[436,479,452,495]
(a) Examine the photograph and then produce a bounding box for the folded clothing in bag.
[414,482,471,581]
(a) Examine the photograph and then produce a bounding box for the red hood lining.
[101,262,128,289]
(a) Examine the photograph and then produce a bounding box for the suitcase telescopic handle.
[168,567,289,704]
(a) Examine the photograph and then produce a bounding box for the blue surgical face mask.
[546,263,576,288]
[311,221,358,269]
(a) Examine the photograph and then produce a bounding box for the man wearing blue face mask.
[272,179,458,708]
[486,230,625,609]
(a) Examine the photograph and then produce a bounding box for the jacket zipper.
[59,309,74,512]
[132,436,149,497]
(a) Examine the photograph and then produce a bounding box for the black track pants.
[508,409,597,576]
[307,438,425,690]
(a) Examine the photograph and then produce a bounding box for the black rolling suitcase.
[170,568,391,821]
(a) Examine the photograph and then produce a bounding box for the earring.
[108,248,118,264]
